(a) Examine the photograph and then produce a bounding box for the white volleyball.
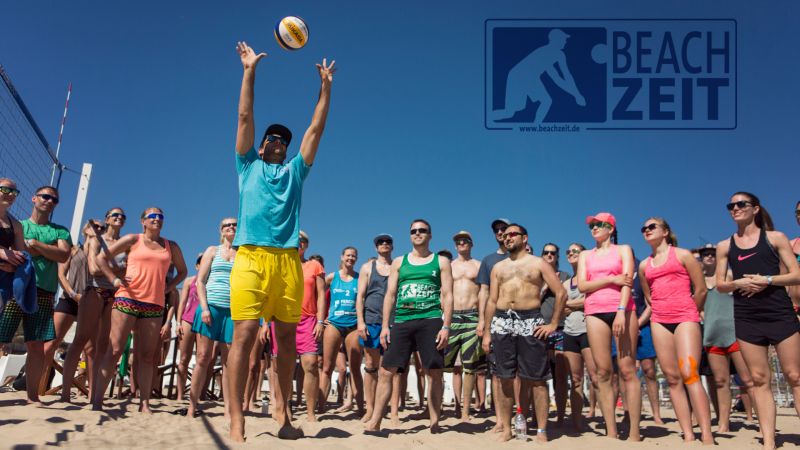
[274,16,309,51]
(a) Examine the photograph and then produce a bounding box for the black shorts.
[382,318,444,370]
[54,296,79,316]
[489,309,550,381]
[563,332,589,353]
[735,317,800,347]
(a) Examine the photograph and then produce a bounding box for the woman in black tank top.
[715,192,800,449]
[0,177,27,292]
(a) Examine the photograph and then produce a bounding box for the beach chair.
[0,353,25,387]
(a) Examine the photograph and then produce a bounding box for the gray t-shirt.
[477,251,508,286]
[563,276,586,336]
[541,271,571,325]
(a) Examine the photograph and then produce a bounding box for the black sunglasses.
[376,239,393,246]
[108,212,126,220]
[640,223,659,233]
[494,227,508,235]
[726,200,753,211]
[266,135,289,146]
[455,239,472,246]
[410,228,429,236]
[221,222,237,229]
[0,186,20,196]
[503,231,524,239]
[37,193,59,204]
[542,250,557,256]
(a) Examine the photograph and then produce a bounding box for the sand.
[1,391,798,449]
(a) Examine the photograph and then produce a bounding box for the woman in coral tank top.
[638,217,713,444]
[576,212,640,441]
[91,207,188,413]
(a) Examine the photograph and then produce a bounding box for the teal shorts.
[192,304,234,344]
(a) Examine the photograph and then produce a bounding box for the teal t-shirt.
[22,219,72,293]
[233,147,310,248]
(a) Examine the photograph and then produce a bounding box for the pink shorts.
[269,314,320,357]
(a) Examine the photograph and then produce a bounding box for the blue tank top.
[328,270,359,327]
[206,246,234,308]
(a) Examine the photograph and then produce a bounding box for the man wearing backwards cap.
[445,230,486,421]
[356,233,394,422]
[227,41,336,441]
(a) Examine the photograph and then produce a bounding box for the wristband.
[616,306,626,311]
[441,325,450,331]
[317,320,324,325]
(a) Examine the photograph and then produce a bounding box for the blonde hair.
[219,217,237,243]
[647,217,678,247]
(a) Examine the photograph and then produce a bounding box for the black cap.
[491,218,510,230]
[263,124,292,146]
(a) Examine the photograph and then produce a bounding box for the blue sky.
[2,0,798,274]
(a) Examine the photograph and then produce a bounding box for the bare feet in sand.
[535,430,548,443]
[497,430,513,442]
[361,410,372,423]
[335,402,353,413]
[229,419,246,443]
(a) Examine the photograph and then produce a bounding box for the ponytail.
[647,217,679,247]
[610,227,618,245]
[732,191,774,231]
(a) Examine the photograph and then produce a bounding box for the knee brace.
[678,356,700,385]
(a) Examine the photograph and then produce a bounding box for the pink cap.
[585,212,616,227]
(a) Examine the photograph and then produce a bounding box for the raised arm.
[299,59,335,166]
[436,256,454,350]
[235,41,267,155]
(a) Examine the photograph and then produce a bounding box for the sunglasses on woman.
[726,200,753,211]
[588,221,612,230]
[145,213,164,220]
[640,223,659,233]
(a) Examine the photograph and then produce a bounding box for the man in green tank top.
[364,219,454,433]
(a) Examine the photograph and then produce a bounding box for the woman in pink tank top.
[639,217,713,444]
[175,254,202,402]
[91,207,188,414]
[576,212,641,441]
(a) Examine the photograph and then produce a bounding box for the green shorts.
[444,309,487,374]
[0,288,56,343]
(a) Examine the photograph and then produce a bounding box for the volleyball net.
[0,64,62,220]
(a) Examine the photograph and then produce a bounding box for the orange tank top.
[115,234,172,306]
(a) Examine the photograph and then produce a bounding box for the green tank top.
[395,253,442,322]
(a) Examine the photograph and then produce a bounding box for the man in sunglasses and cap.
[227,41,336,442]
[445,230,486,421]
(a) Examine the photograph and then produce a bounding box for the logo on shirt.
[737,252,757,261]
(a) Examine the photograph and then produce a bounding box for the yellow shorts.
[230,245,303,323]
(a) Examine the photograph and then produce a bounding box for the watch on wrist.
[441,325,450,331]
[766,275,773,286]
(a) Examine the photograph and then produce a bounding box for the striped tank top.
[205,246,235,308]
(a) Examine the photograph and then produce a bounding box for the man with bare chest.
[444,231,485,420]
[481,224,567,442]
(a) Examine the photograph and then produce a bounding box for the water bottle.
[261,395,270,416]
[514,407,527,441]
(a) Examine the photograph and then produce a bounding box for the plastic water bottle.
[514,406,527,441]
[261,395,270,416]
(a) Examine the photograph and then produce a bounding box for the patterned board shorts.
[444,309,487,373]
[490,308,550,381]
[0,288,56,343]
[112,297,164,319]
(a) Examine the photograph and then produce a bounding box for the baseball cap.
[696,243,716,254]
[299,230,309,242]
[452,230,473,242]
[491,218,511,230]
[585,212,617,228]
[264,123,293,146]
[373,233,393,245]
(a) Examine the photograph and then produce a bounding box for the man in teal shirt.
[227,41,335,442]
[0,185,70,404]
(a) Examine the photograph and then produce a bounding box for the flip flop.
[172,408,188,416]
[193,410,204,418]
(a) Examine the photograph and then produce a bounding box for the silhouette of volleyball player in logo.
[494,29,586,124]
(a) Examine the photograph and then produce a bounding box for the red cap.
[585,212,616,227]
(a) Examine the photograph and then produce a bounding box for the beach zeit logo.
[485,19,737,131]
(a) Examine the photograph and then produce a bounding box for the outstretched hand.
[237,41,266,70]
[317,58,336,85]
